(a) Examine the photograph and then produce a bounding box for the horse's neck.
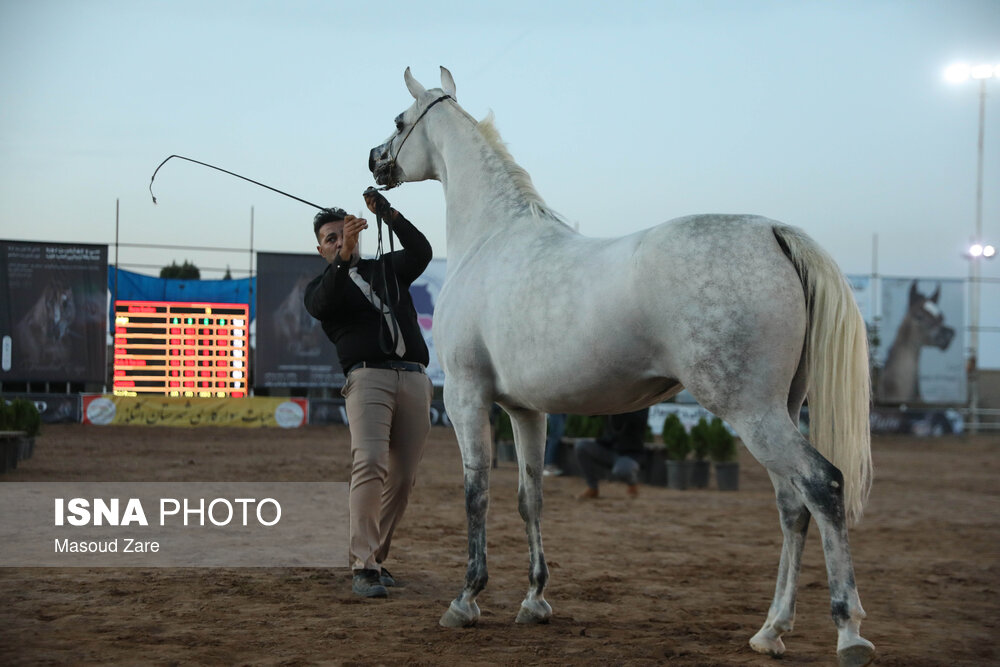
[437,122,541,261]
[884,317,921,374]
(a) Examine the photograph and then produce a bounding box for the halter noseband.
[378,94,452,191]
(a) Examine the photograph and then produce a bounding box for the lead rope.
[370,194,404,356]
[366,96,453,348]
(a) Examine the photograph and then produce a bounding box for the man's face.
[316,220,351,264]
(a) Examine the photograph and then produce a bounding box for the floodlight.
[969,243,984,257]
[945,63,970,83]
[984,244,997,258]
[970,64,996,80]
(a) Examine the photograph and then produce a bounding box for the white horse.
[369,67,874,667]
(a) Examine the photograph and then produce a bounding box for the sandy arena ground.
[1,424,997,666]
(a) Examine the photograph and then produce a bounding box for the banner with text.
[82,395,308,427]
[0,482,347,567]
[0,240,108,383]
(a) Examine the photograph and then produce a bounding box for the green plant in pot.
[0,397,41,471]
[707,417,739,491]
[12,398,40,460]
[689,417,712,489]
[0,399,11,431]
[565,414,604,438]
[662,413,691,490]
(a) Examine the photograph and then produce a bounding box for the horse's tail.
[773,224,872,525]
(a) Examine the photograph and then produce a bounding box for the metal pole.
[114,198,119,300]
[969,79,986,435]
[112,198,120,395]
[249,206,254,290]
[872,232,879,324]
[872,233,880,396]
[249,206,254,398]
[976,79,986,245]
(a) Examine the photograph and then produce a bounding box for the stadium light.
[945,62,1000,83]
[967,242,996,259]
[947,62,998,434]
[945,63,971,83]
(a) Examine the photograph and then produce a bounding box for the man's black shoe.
[352,569,388,598]
[379,567,396,587]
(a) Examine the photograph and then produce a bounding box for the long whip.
[149,154,407,354]
[148,154,326,210]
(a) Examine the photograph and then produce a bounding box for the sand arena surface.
[1,424,997,666]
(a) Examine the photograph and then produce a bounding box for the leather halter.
[379,94,452,190]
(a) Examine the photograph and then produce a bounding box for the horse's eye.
[395,119,405,132]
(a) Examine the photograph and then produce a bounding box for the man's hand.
[363,188,394,220]
[340,215,367,261]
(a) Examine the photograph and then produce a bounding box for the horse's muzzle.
[932,325,955,350]
[369,145,396,187]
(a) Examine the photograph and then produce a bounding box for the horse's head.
[42,281,75,339]
[369,67,457,189]
[906,281,955,351]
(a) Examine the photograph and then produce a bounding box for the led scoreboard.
[113,300,250,397]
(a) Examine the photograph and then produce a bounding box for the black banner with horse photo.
[0,241,107,384]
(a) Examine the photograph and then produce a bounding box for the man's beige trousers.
[342,367,432,571]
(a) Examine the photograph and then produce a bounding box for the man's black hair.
[313,207,347,237]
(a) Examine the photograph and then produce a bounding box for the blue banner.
[108,267,255,321]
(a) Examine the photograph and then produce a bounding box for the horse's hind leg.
[439,381,493,628]
[734,410,874,667]
[508,408,552,624]
[750,473,810,657]
[751,381,811,657]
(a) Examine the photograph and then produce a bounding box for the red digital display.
[112,300,250,398]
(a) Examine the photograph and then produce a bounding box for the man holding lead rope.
[305,189,433,598]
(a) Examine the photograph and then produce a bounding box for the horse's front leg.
[509,408,552,624]
[439,384,493,628]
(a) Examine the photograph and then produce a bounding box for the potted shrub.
[0,397,40,472]
[0,399,12,473]
[12,398,41,460]
[707,417,739,491]
[565,414,604,438]
[689,417,712,489]
[662,413,691,489]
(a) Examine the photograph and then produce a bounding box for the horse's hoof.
[439,600,480,628]
[837,640,875,667]
[514,598,552,624]
[749,628,785,657]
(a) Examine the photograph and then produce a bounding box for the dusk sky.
[1,0,998,365]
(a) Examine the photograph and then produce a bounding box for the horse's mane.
[476,113,563,222]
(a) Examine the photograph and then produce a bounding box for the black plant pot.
[666,460,691,490]
[690,460,711,488]
[715,461,739,491]
[646,448,667,486]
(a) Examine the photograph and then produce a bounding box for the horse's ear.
[930,284,941,303]
[909,281,919,304]
[440,66,457,99]
[404,67,426,99]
